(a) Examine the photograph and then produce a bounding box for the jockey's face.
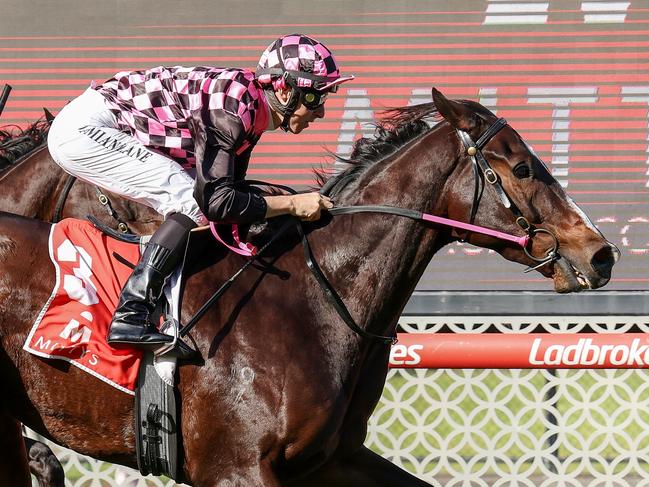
[273,86,326,134]
[289,97,325,134]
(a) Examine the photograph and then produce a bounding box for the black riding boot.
[107,213,196,349]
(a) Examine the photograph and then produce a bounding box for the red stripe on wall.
[133,20,649,29]
[4,40,649,52]
[2,30,649,41]
[4,54,649,63]
[2,71,647,85]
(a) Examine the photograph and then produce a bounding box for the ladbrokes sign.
[529,338,649,367]
[388,334,649,369]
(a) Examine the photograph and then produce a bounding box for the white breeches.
[47,88,207,225]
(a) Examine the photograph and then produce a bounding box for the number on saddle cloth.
[23,217,182,393]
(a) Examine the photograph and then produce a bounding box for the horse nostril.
[591,245,616,278]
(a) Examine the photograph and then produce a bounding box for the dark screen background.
[1,0,647,291]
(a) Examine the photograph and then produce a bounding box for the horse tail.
[0,118,51,172]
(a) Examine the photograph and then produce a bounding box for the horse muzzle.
[552,242,620,293]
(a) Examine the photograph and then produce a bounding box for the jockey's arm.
[194,146,268,224]
[192,111,267,224]
[192,111,332,223]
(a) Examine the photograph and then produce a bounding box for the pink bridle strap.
[210,223,258,257]
[422,212,529,248]
[209,206,529,257]
[327,205,530,248]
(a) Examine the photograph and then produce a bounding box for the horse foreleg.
[0,415,31,487]
[283,446,433,487]
[24,437,65,487]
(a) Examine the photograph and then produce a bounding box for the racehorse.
[0,88,618,486]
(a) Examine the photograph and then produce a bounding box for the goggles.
[300,89,329,111]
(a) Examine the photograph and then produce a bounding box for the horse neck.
[0,147,66,219]
[315,127,457,341]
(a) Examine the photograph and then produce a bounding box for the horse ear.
[432,87,477,132]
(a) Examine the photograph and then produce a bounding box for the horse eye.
[513,162,531,179]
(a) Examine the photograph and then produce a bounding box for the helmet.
[256,33,353,92]
[256,34,354,131]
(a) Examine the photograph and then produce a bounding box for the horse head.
[431,88,619,293]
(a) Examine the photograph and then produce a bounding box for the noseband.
[456,118,559,271]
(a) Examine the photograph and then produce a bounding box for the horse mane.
[0,118,50,171]
[315,102,442,197]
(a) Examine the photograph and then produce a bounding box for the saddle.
[22,216,204,479]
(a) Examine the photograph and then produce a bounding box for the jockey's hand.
[290,192,334,221]
[264,192,333,220]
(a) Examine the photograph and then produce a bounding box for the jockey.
[47,34,353,352]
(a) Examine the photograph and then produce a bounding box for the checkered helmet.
[256,33,354,93]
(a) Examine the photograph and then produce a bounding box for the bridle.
[456,117,560,272]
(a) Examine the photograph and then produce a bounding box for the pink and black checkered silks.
[256,33,353,91]
[96,66,269,167]
[92,35,351,167]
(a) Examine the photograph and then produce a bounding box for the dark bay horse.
[0,88,618,486]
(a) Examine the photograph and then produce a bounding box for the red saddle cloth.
[23,218,143,394]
